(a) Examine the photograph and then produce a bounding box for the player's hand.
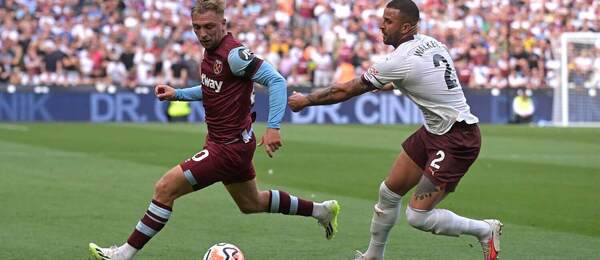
[288,91,310,112]
[258,128,282,158]
[155,84,177,101]
[372,83,395,93]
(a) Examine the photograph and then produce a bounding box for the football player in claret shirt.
[289,1,502,260]
[89,1,339,259]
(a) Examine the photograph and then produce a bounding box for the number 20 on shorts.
[192,149,209,162]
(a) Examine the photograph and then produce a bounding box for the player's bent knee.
[405,206,433,232]
[153,178,178,204]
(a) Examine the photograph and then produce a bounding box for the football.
[203,242,245,260]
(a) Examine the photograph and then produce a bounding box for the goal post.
[554,32,600,127]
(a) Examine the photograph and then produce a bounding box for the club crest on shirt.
[367,66,379,75]
[213,60,223,74]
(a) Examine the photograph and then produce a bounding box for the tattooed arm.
[288,78,377,112]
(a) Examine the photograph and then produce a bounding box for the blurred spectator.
[62,47,81,87]
[512,89,535,124]
[167,101,191,122]
[311,44,333,87]
[287,65,310,87]
[106,52,127,88]
[184,51,202,87]
[164,48,188,88]
[489,68,508,89]
[0,59,9,83]
[40,40,65,86]
[332,55,356,84]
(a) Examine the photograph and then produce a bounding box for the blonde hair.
[191,0,225,17]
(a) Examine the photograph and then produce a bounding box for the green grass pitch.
[0,123,598,259]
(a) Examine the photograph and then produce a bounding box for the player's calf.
[405,207,491,238]
[362,182,403,259]
[235,196,267,214]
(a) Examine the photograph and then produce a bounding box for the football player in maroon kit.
[89,1,339,259]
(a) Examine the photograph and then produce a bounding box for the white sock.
[311,202,326,220]
[364,182,402,259]
[119,243,138,259]
[405,207,490,240]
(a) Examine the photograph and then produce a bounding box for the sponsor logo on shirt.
[201,73,223,93]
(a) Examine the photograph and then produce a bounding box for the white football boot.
[480,219,503,260]
[89,243,130,260]
[317,200,340,240]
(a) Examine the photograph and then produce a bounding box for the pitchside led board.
[0,88,554,124]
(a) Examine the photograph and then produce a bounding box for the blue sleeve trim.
[252,62,286,129]
[175,86,203,101]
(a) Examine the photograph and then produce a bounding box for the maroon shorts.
[402,121,481,192]
[180,137,256,190]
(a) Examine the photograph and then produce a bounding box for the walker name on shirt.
[201,73,223,93]
[413,41,441,57]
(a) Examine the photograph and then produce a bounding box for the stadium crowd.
[0,0,598,90]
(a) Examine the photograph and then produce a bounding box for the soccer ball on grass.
[203,242,245,260]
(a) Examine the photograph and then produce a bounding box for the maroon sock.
[268,190,313,216]
[126,200,172,249]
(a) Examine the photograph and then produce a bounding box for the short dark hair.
[386,0,420,25]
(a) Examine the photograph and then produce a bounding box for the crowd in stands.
[0,0,598,90]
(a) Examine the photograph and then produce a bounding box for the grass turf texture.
[0,123,598,259]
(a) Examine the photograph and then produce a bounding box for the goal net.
[553,32,600,127]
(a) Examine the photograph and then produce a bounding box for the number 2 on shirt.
[433,54,458,90]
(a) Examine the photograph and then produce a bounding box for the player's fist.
[287,91,310,112]
[259,128,282,158]
[155,84,176,101]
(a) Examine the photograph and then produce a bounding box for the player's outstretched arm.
[288,78,376,112]
[155,84,203,101]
